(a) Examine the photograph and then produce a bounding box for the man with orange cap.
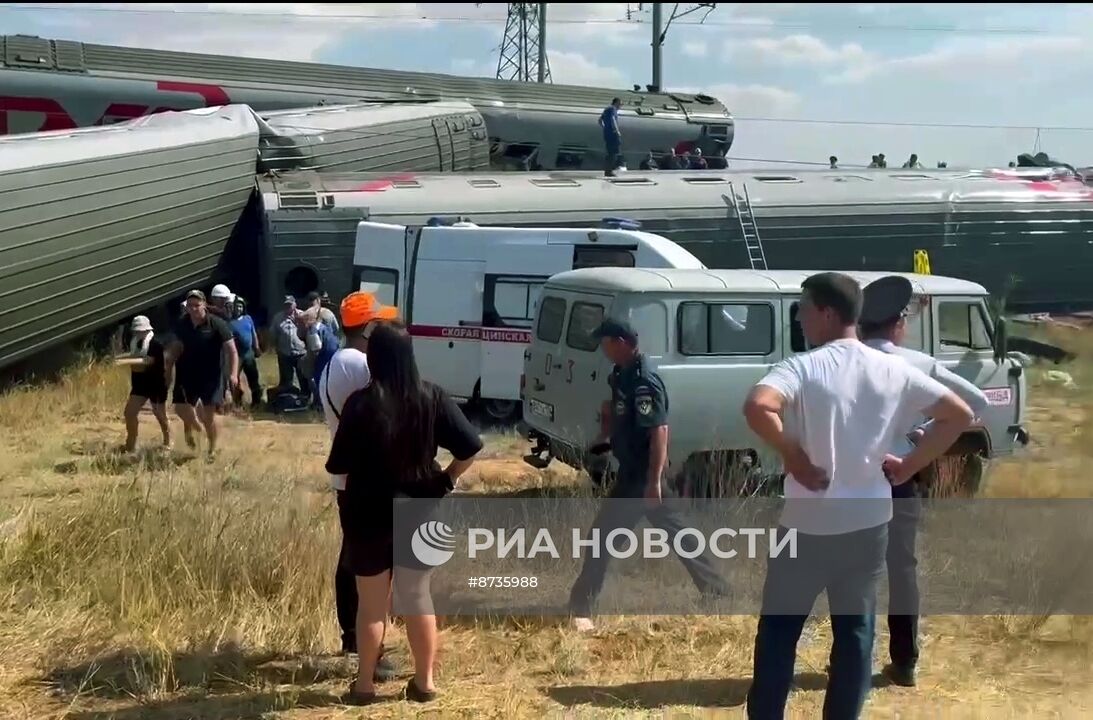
[318,292,399,671]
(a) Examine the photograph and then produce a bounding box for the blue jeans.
[747,523,888,720]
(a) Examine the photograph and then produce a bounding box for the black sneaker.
[882,662,917,687]
[404,678,437,703]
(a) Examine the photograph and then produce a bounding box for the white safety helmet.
[210,283,231,300]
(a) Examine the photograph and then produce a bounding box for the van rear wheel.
[481,398,521,424]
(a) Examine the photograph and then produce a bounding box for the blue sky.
[3,2,1091,167]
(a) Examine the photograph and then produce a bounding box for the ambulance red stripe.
[408,324,532,344]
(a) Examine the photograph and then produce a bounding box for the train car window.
[683,176,728,185]
[556,149,585,169]
[392,180,421,189]
[826,175,873,182]
[502,143,538,160]
[468,178,501,188]
[891,174,936,181]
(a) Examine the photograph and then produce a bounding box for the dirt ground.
[0,348,1090,719]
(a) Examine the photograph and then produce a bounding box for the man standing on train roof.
[568,318,728,633]
[858,275,989,688]
[600,97,623,177]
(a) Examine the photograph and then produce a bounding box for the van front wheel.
[481,398,521,424]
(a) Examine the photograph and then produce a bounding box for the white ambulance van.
[351,218,705,420]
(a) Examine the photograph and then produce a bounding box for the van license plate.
[529,399,554,421]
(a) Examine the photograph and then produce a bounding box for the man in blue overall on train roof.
[600,97,623,177]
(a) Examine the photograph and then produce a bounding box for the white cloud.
[730,34,870,67]
[827,35,1085,85]
[549,50,628,88]
[682,40,708,58]
[678,83,802,117]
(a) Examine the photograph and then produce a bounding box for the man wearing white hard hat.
[209,284,234,321]
[115,315,171,452]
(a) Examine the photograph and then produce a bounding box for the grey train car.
[256,101,490,173]
[0,105,259,371]
[0,34,733,170]
[257,167,1093,313]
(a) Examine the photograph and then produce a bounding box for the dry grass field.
[1,328,1091,719]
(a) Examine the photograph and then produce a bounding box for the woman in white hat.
[116,315,172,451]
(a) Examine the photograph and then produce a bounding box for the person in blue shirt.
[307,317,341,408]
[599,97,622,176]
[230,296,263,407]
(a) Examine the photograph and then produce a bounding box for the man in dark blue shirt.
[599,97,623,176]
[568,318,727,631]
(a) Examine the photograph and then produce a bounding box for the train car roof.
[1,34,732,122]
[0,104,259,175]
[257,167,1093,214]
[545,267,989,297]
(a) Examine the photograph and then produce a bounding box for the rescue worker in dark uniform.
[568,319,728,632]
[859,275,988,687]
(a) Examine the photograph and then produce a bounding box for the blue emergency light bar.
[600,217,642,231]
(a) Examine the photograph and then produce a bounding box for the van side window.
[939,301,992,350]
[679,302,774,355]
[484,276,545,329]
[789,303,808,352]
[536,296,566,343]
[354,267,398,306]
[573,247,636,270]
[566,302,605,352]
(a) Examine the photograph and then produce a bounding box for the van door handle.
[552,363,563,369]
[590,371,597,381]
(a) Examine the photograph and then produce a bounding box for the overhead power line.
[735,117,1093,133]
[0,4,1067,36]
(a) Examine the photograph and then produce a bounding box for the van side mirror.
[993,317,1009,361]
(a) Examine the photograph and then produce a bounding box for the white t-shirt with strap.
[319,348,370,491]
[756,338,949,535]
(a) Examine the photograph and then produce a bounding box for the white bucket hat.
[131,315,153,332]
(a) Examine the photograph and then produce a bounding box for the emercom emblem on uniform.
[637,396,653,416]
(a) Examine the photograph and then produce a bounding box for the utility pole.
[651,3,663,92]
[495,3,552,83]
[538,3,547,83]
[649,3,717,92]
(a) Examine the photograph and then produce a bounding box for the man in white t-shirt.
[742,272,973,720]
[319,292,397,670]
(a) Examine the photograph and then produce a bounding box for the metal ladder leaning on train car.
[728,181,768,270]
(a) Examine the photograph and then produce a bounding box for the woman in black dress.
[120,315,171,451]
[327,322,483,704]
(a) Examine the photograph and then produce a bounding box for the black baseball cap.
[860,276,914,326]
[185,289,206,302]
[592,318,638,344]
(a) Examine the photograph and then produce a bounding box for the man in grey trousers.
[858,275,989,686]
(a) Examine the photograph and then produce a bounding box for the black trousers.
[888,480,922,667]
[336,530,360,651]
[568,470,728,617]
[236,352,262,405]
[277,353,310,394]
